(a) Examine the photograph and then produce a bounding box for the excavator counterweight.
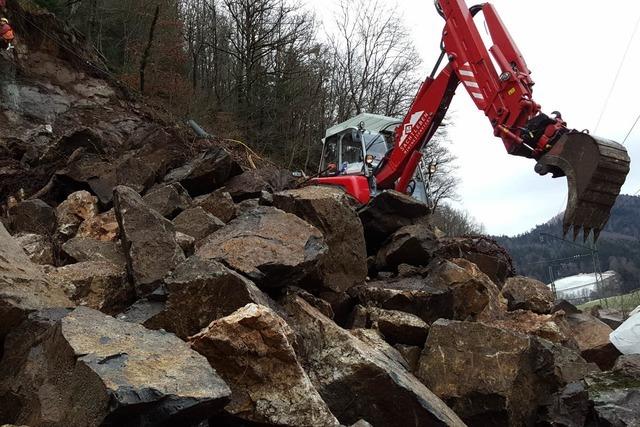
[535,132,630,241]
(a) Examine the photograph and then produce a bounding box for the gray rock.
[190,304,339,426]
[282,295,465,426]
[173,207,225,242]
[347,306,429,346]
[175,231,195,257]
[142,183,192,218]
[14,232,55,265]
[223,167,295,202]
[193,190,237,223]
[113,186,185,297]
[565,312,621,370]
[9,199,57,235]
[0,307,231,426]
[196,206,327,289]
[61,236,126,266]
[376,224,440,270]
[501,276,555,314]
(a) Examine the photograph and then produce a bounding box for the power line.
[622,112,640,145]
[594,13,640,133]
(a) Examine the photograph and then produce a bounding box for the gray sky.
[306,0,640,236]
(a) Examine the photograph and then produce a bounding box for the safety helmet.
[0,18,8,24]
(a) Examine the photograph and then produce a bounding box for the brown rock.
[376,224,440,270]
[13,233,55,265]
[9,199,57,235]
[501,276,554,314]
[490,309,580,350]
[175,231,195,256]
[0,307,230,426]
[282,296,465,426]
[142,182,192,218]
[55,190,98,240]
[223,167,295,201]
[113,186,185,296]
[173,207,225,242]
[61,236,126,266]
[272,186,367,294]
[349,328,412,371]
[196,206,327,288]
[358,190,430,254]
[436,236,515,287]
[190,304,339,426]
[394,344,422,373]
[565,312,621,370]
[163,146,242,196]
[347,305,429,346]
[45,261,134,315]
[193,190,237,223]
[76,209,119,241]
[126,256,273,339]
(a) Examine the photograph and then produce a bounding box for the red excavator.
[311,0,630,242]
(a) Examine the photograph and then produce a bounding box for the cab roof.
[325,113,401,138]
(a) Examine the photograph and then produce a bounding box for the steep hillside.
[495,194,640,292]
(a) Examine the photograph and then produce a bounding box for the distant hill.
[494,194,640,293]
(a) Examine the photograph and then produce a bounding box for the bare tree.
[420,121,460,210]
[432,204,485,236]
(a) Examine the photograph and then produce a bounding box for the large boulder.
[358,190,430,254]
[417,319,567,426]
[375,224,440,270]
[565,312,621,370]
[113,186,185,296]
[142,183,192,219]
[0,222,72,344]
[9,199,57,235]
[223,167,295,202]
[490,309,580,350]
[13,233,55,265]
[196,206,327,288]
[0,307,231,426]
[347,305,429,346]
[193,190,237,223]
[123,256,273,339]
[55,190,98,240]
[436,236,515,287]
[501,276,555,314]
[172,207,224,242]
[272,186,367,295]
[45,261,134,315]
[61,236,126,267]
[282,295,465,427]
[76,209,119,241]
[163,147,242,196]
[190,304,339,426]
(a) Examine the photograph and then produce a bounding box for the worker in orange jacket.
[0,17,14,50]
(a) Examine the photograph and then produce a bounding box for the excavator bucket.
[535,131,630,242]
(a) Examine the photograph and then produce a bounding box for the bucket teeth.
[582,227,592,243]
[535,132,630,242]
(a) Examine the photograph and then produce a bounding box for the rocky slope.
[0,4,638,427]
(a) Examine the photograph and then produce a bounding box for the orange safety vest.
[1,24,13,42]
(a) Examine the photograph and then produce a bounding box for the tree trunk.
[139,5,160,95]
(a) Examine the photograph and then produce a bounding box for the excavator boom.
[313,0,630,240]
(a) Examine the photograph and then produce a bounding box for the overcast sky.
[306,0,640,236]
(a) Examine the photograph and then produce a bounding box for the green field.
[578,290,640,313]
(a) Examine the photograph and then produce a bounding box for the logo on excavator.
[399,110,427,153]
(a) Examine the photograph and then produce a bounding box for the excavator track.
[535,132,630,242]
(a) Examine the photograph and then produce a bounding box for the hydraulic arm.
[376,0,629,241]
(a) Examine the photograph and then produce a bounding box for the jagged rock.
[235,198,261,216]
[553,299,581,315]
[45,261,134,315]
[0,222,72,343]
[585,355,640,426]
[124,256,273,339]
[76,208,119,241]
[280,286,335,319]
[565,312,621,370]
[61,236,126,266]
[142,183,192,218]
[349,328,412,371]
[55,190,98,239]
[175,231,195,256]
[193,190,237,223]
[358,190,430,254]
[9,199,57,235]
[349,275,454,324]
[501,276,554,314]
[13,232,55,265]
[113,185,185,297]
[394,344,422,373]
[282,295,465,426]
[163,147,242,196]
[173,207,225,242]
[436,236,515,287]
[190,304,339,426]
[0,307,231,426]
[594,308,625,329]
[223,167,295,202]
[196,206,327,288]
[490,309,580,350]
[417,319,560,426]
[376,224,440,270]
[537,381,592,427]
[347,305,429,346]
[272,186,367,295]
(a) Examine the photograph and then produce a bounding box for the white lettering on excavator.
[399,111,425,150]
[399,111,430,154]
